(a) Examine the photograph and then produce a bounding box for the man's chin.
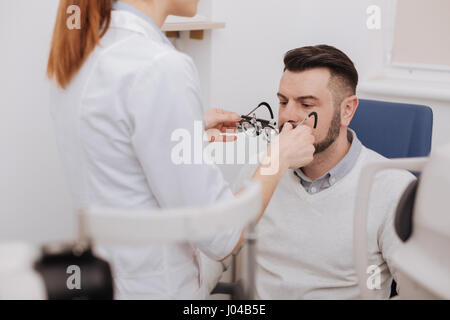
[313,144,329,155]
[313,138,337,155]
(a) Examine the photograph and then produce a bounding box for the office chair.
[350,99,433,297]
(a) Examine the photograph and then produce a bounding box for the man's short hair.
[283,45,358,105]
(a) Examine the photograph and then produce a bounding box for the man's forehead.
[279,68,332,97]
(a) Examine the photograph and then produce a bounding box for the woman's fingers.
[220,126,238,133]
[206,128,237,143]
[214,112,240,126]
[204,108,241,130]
[214,135,238,142]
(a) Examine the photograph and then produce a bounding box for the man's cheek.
[313,126,325,142]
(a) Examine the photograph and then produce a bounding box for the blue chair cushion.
[349,99,433,159]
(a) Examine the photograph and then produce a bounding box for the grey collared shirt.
[294,129,362,194]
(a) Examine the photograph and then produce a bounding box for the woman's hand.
[204,108,241,142]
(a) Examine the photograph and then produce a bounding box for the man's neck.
[302,129,351,181]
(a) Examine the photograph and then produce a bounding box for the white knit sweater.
[234,146,415,299]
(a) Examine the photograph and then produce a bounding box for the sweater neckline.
[285,147,368,200]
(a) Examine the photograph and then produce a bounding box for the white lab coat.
[49,10,241,299]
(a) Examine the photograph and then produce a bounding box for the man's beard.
[313,106,341,155]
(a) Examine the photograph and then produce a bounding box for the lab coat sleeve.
[232,161,259,194]
[126,51,242,261]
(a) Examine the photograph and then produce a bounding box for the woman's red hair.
[47,0,115,89]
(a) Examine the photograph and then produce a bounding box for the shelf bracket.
[165,31,180,38]
[189,30,204,40]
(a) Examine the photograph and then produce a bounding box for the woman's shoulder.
[99,30,183,64]
[85,35,196,97]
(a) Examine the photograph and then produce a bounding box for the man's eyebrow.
[295,95,319,102]
[277,93,319,102]
[277,93,288,100]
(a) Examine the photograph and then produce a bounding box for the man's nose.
[281,102,307,125]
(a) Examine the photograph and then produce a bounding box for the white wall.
[0,0,74,244]
[207,0,385,113]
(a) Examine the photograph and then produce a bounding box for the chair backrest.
[349,99,433,158]
[350,99,433,298]
[78,182,261,245]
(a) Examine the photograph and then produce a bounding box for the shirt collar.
[113,1,174,48]
[328,128,362,182]
[295,128,362,186]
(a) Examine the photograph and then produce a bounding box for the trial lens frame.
[237,102,318,142]
[237,102,278,141]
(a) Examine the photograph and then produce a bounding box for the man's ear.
[340,95,358,127]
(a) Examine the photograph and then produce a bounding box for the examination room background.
[1,0,450,248]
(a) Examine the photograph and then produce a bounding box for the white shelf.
[359,77,450,102]
[162,21,226,32]
[162,15,225,40]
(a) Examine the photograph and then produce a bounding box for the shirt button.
[310,187,317,194]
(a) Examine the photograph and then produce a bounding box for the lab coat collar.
[111,2,174,49]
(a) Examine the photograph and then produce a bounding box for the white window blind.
[392,0,450,68]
